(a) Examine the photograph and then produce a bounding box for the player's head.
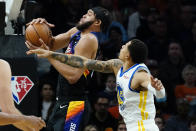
[76,6,111,32]
[117,120,127,131]
[119,39,148,63]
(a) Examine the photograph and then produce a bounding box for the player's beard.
[76,20,94,31]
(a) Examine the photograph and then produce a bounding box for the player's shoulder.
[83,33,98,42]
[79,33,98,46]
[0,59,11,75]
[0,59,10,67]
[134,70,150,82]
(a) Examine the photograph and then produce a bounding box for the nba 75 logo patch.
[11,76,34,104]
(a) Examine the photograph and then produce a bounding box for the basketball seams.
[32,24,41,39]
[26,31,34,44]
[25,23,51,46]
[44,24,50,44]
[43,24,51,44]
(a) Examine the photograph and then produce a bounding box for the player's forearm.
[4,109,30,130]
[50,34,70,51]
[50,52,114,73]
[0,112,24,125]
[50,52,87,69]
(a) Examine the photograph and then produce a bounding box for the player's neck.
[123,61,135,72]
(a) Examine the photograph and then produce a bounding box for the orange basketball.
[25,23,52,47]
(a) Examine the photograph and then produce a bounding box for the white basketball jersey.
[116,63,159,131]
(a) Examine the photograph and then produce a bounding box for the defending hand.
[150,76,164,91]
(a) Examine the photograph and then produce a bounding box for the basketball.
[25,23,52,47]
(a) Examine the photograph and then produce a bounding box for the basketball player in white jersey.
[27,39,166,131]
[0,59,46,130]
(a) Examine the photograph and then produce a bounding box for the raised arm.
[26,17,78,51]
[27,49,123,74]
[49,27,78,51]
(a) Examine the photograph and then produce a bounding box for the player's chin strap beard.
[76,20,95,31]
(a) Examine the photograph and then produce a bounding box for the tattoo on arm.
[51,53,123,73]
[85,60,113,73]
[85,59,123,73]
[51,53,85,68]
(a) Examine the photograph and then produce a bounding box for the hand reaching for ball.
[26,48,52,58]
[26,18,55,28]
[25,18,54,51]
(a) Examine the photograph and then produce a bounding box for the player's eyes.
[88,13,92,16]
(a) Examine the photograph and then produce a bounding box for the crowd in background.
[21,0,196,130]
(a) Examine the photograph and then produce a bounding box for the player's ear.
[125,51,130,59]
[95,19,101,26]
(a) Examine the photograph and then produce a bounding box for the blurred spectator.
[155,115,165,131]
[146,8,159,35]
[88,94,118,131]
[189,116,196,131]
[106,21,128,43]
[39,81,55,122]
[164,100,190,131]
[102,74,117,106]
[117,120,127,131]
[145,59,159,78]
[165,0,181,37]
[181,20,196,63]
[159,41,186,114]
[175,64,196,116]
[180,2,193,35]
[101,74,120,120]
[136,8,159,41]
[98,0,122,23]
[146,17,170,62]
[83,124,98,131]
[175,65,196,103]
[127,0,149,39]
[119,1,135,29]
[101,25,123,59]
[147,0,167,14]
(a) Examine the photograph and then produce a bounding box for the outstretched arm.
[27,49,123,74]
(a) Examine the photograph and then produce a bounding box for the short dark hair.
[94,92,110,103]
[91,6,112,32]
[128,39,148,63]
[108,26,122,37]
